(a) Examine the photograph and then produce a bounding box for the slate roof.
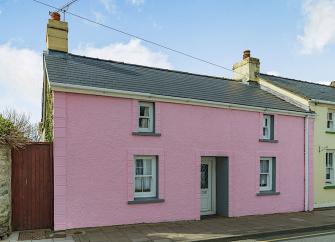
[44,50,308,113]
[260,73,335,103]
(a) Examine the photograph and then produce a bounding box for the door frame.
[200,157,216,215]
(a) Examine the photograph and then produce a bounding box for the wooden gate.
[11,143,54,231]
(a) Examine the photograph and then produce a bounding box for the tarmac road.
[240,229,335,242]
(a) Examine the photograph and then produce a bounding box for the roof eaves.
[49,81,313,117]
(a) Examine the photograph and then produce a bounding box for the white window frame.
[260,157,273,192]
[138,102,154,133]
[134,156,157,198]
[326,151,335,185]
[262,114,272,140]
[327,111,335,131]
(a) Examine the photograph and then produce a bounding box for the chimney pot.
[243,50,251,60]
[50,12,61,21]
[330,81,335,87]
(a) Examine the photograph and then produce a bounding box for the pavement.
[0,231,74,242]
[3,209,335,242]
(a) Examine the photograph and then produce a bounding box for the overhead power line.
[56,0,80,21]
[32,0,247,78]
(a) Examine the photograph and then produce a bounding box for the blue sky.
[0,0,335,122]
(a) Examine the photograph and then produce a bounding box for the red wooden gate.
[11,143,54,231]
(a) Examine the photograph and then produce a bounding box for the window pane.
[135,159,143,175]
[201,164,208,189]
[263,127,267,137]
[140,106,149,117]
[135,177,142,192]
[260,160,269,173]
[329,113,333,121]
[260,174,268,187]
[143,177,151,192]
[139,118,149,128]
[326,169,331,180]
[143,159,152,175]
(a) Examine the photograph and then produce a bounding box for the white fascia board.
[259,79,310,111]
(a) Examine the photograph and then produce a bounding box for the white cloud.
[99,0,117,14]
[298,0,335,54]
[127,0,145,6]
[92,11,105,23]
[74,39,172,69]
[0,9,2,15]
[266,70,280,76]
[0,43,42,123]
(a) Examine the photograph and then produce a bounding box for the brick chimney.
[46,12,68,52]
[330,81,335,87]
[232,50,260,82]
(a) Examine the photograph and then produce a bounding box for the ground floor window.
[326,151,335,185]
[134,156,157,198]
[260,157,275,192]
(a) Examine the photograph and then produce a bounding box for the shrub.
[0,109,39,149]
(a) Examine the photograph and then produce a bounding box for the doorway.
[201,157,216,215]
[200,156,229,216]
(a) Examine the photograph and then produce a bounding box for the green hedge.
[44,87,53,142]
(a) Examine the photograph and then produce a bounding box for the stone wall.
[0,145,11,239]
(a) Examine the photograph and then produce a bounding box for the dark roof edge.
[259,73,333,89]
[44,50,241,83]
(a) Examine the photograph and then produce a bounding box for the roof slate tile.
[260,73,335,103]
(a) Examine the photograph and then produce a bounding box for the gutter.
[50,82,313,118]
[304,116,310,211]
[310,99,335,106]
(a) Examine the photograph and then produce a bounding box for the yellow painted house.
[233,51,335,208]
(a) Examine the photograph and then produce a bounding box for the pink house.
[42,16,314,231]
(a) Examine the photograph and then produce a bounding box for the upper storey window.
[138,102,154,133]
[327,111,335,131]
[262,114,274,140]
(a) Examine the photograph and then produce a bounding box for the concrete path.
[0,232,74,242]
[70,209,335,241]
[2,209,335,242]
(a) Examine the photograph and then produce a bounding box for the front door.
[201,157,216,215]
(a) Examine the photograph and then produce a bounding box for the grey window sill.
[259,139,278,143]
[256,191,280,196]
[128,198,165,204]
[324,185,335,190]
[132,132,161,137]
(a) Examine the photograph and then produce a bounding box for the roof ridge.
[49,50,241,83]
[260,73,333,88]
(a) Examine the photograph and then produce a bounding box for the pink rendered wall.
[53,91,313,230]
